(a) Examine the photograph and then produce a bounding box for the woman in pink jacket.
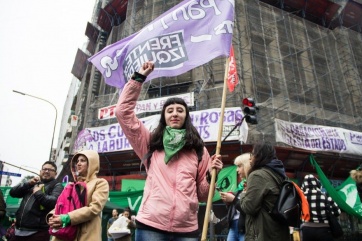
[115,61,223,241]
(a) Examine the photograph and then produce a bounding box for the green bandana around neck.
[237,178,247,191]
[163,126,186,164]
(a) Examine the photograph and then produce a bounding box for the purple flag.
[89,0,235,89]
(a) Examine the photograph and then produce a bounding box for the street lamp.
[13,90,58,162]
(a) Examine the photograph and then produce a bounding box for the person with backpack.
[239,141,290,241]
[115,61,223,241]
[47,150,109,241]
[300,174,341,241]
[219,153,251,241]
[9,161,63,241]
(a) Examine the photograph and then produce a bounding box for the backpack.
[5,223,15,241]
[49,182,87,241]
[264,169,303,227]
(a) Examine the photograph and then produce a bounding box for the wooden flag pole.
[201,57,230,241]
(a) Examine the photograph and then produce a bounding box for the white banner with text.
[75,107,248,153]
[275,119,362,155]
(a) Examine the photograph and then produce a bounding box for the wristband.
[131,72,147,83]
[60,214,71,227]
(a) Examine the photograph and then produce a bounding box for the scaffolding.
[232,0,362,144]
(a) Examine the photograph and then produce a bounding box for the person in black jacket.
[10,161,63,241]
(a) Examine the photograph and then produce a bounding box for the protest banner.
[89,0,235,89]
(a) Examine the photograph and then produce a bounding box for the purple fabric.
[89,0,235,89]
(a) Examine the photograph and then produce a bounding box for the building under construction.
[54,0,362,237]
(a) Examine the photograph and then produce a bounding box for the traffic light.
[242,98,258,124]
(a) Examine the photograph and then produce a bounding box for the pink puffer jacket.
[115,79,212,233]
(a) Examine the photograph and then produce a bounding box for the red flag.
[227,46,239,92]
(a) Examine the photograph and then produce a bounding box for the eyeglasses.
[42,168,56,172]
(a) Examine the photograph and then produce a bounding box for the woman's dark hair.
[248,141,277,175]
[123,207,131,214]
[147,97,204,160]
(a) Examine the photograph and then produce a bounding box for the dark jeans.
[135,228,198,241]
[14,230,50,241]
[301,226,334,241]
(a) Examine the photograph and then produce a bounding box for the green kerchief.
[60,214,71,227]
[163,126,186,164]
[237,178,247,191]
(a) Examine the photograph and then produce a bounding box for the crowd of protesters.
[2,61,345,241]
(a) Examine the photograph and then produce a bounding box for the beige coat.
[50,150,109,241]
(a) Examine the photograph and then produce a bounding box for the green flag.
[108,190,144,213]
[121,179,146,192]
[1,186,22,216]
[212,165,237,202]
[310,155,362,219]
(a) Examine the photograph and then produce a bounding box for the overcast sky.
[0,1,96,185]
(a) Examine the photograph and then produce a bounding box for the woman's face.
[123,211,130,218]
[164,103,186,129]
[75,155,88,177]
[236,163,245,178]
